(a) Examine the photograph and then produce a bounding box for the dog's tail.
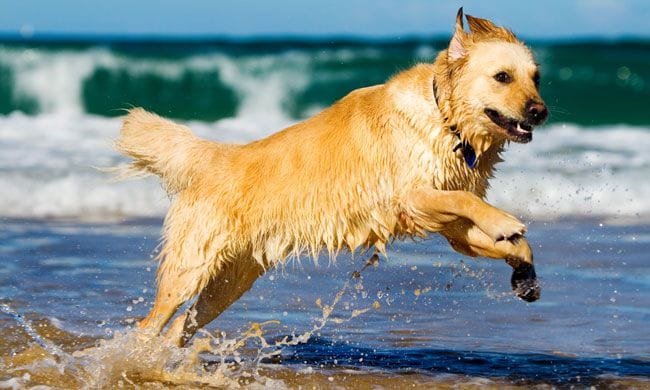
[114,108,215,194]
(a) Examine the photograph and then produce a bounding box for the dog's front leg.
[441,218,540,302]
[404,187,526,242]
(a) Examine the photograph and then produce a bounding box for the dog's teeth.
[516,123,531,133]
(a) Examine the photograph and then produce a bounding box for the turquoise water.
[0,37,649,220]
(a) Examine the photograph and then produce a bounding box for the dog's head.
[441,9,547,145]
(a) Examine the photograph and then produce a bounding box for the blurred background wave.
[0,0,648,221]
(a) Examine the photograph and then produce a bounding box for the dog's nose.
[525,100,548,125]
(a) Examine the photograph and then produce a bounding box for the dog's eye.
[494,72,512,84]
[533,72,540,89]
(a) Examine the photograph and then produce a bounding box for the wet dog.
[115,8,547,346]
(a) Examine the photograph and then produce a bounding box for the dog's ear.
[466,14,518,42]
[448,7,468,62]
[465,14,500,36]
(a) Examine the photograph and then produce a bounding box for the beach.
[0,38,649,387]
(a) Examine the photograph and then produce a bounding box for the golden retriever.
[115,8,547,346]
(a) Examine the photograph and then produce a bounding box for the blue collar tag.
[462,142,477,168]
[451,131,477,169]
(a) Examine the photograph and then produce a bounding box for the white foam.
[0,45,311,131]
[487,124,650,221]
[0,111,648,221]
[199,51,310,129]
[0,46,312,219]
[0,46,117,115]
[0,110,297,220]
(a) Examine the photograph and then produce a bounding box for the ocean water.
[1,219,649,387]
[0,37,649,388]
[0,38,649,221]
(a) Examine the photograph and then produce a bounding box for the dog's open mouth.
[484,108,533,143]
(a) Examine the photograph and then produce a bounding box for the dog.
[115,8,547,347]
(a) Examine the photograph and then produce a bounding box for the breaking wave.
[0,39,648,221]
[0,111,647,221]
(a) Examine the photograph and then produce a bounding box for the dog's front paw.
[510,262,540,302]
[478,209,526,242]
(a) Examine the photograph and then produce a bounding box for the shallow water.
[1,218,649,388]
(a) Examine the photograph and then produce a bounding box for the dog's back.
[116,86,407,272]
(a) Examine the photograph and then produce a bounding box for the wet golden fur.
[116,10,545,346]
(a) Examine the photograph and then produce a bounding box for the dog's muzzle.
[510,262,540,302]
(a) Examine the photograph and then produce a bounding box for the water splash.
[424,259,514,302]
[0,257,378,388]
[0,304,82,371]
[0,303,66,358]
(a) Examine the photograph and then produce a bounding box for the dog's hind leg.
[165,257,266,347]
[138,263,205,335]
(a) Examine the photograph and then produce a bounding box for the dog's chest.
[398,130,493,198]
[429,147,490,197]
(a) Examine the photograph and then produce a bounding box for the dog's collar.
[450,125,477,168]
[432,78,477,169]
